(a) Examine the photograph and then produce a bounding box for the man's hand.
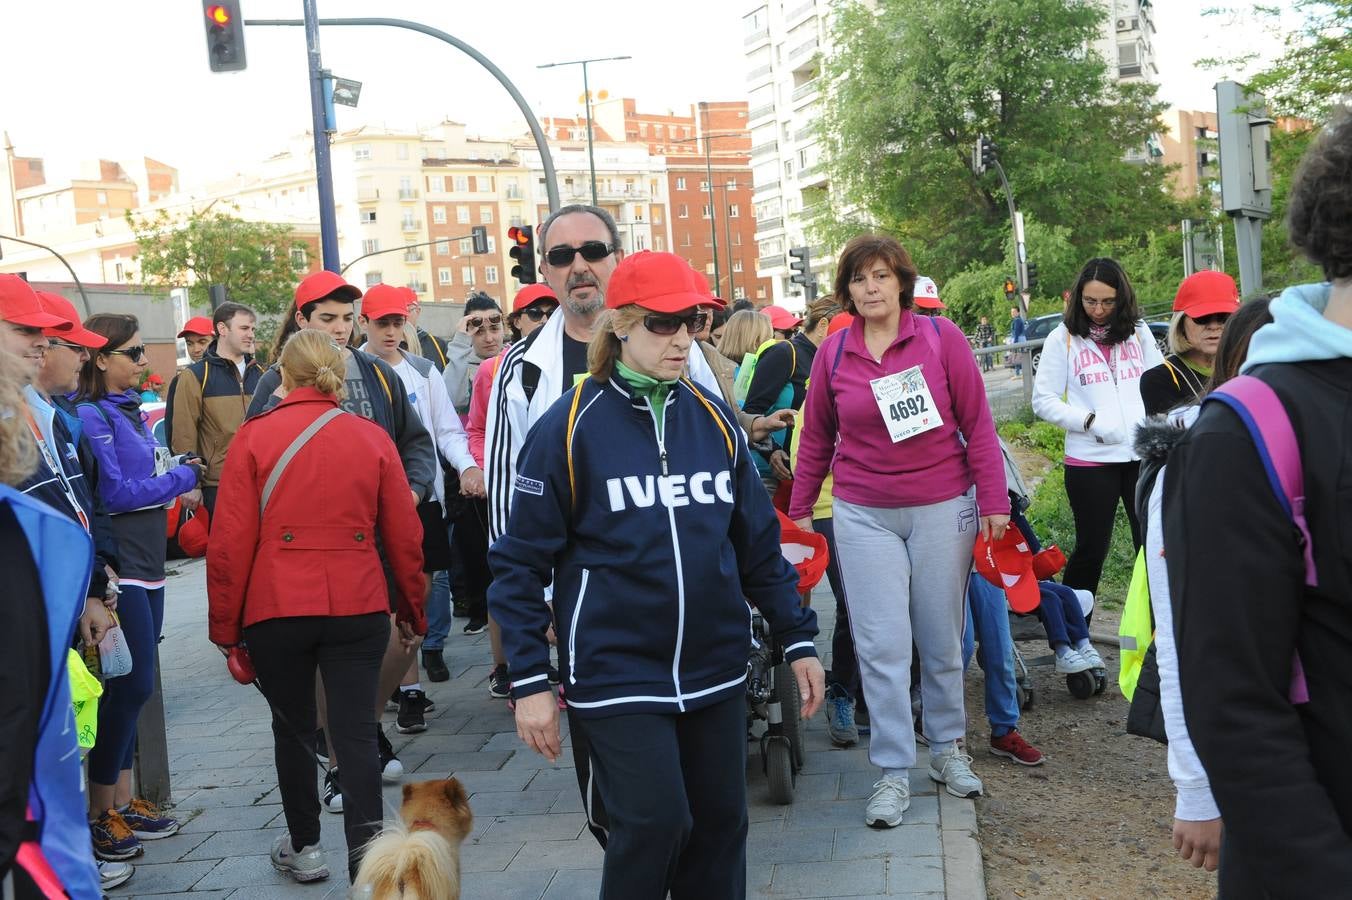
[395,618,421,653]
[180,488,203,513]
[769,449,792,481]
[79,596,115,646]
[749,409,795,443]
[410,489,420,508]
[980,514,1010,542]
[791,657,826,719]
[460,466,486,498]
[1173,817,1222,871]
[515,691,561,762]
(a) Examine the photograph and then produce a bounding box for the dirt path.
[972,446,1218,898]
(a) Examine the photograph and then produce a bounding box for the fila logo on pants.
[606,471,734,512]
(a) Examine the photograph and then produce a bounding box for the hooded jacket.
[387,349,476,511]
[1032,321,1164,462]
[167,344,267,486]
[1165,282,1352,896]
[488,374,818,718]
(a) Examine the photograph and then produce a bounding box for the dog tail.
[353,821,460,900]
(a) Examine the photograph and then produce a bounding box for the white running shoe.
[1078,643,1105,670]
[270,832,329,883]
[929,746,984,798]
[864,774,910,828]
[1054,647,1093,675]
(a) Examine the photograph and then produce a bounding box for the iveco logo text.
[605,471,734,511]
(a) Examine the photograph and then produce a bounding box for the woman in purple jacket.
[790,235,1008,829]
[75,314,202,861]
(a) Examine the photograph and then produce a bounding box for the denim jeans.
[424,521,454,651]
[962,573,1020,733]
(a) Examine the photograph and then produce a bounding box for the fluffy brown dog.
[352,777,473,899]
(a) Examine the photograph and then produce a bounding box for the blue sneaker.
[121,798,179,840]
[825,684,859,746]
[91,809,142,861]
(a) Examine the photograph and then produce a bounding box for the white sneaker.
[864,774,910,828]
[270,832,329,883]
[1054,647,1092,675]
[929,746,984,798]
[1078,643,1105,670]
[98,860,134,890]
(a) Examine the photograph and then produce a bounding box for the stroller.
[747,511,829,805]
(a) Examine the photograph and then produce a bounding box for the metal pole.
[700,103,720,295]
[301,1,340,272]
[1232,216,1264,298]
[0,233,92,314]
[582,62,599,206]
[247,17,561,213]
[993,160,1027,317]
[720,183,736,301]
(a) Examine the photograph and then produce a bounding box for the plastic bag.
[67,649,104,750]
[97,614,134,679]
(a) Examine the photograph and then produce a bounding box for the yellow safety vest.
[1117,548,1153,700]
[67,649,104,751]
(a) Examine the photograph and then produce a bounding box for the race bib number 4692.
[870,365,943,443]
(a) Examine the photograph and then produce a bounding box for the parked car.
[1023,314,1168,373]
[143,401,168,446]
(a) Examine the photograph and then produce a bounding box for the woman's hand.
[792,517,813,532]
[79,595,115,646]
[460,466,486,498]
[515,691,562,762]
[1173,817,1222,871]
[180,488,203,513]
[749,410,795,443]
[791,657,827,719]
[980,515,1010,542]
[395,618,421,653]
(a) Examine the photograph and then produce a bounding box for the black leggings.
[452,498,492,617]
[1062,461,1143,595]
[244,613,389,880]
[575,694,748,900]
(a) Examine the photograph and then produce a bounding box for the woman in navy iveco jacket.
[490,251,825,899]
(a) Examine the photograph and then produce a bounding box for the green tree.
[128,207,310,316]
[816,0,1183,290]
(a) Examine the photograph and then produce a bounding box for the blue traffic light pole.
[301,0,340,272]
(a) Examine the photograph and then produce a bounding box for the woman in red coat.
[207,329,425,885]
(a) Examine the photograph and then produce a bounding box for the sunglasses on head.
[545,241,614,267]
[466,314,503,332]
[643,311,708,337]
[1192,312,1230,327]
[104,345,147,362]
[519,305,555,322]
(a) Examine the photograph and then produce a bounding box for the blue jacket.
[76,389,197,515]
[1,485,100,899]
[488,374,819,718]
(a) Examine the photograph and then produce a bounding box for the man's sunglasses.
[545,241,614,267]
[49,339,89,353]
[104,345,147,362]
[518,305,555,322]
[643,311,708,337]
[466,315,503,332]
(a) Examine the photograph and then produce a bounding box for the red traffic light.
[508,226,531,246]
[206,4,231,25]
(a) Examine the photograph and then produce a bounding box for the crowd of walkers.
[2,110,1350,899]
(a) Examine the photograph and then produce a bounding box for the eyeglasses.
[466,315,503,332]
[520,306,555,322]
[1192,312,1230,327]
[104,345,147,362]
[643,311,708,337]
[545,241,614,267]
[1081,297,1117,310]
[48,339,88,353]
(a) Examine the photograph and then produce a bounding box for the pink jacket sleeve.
[938,318,1009,515]
[787,333,842,520]
[466,355,498,468]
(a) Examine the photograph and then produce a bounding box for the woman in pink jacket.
[790,234,1008,829]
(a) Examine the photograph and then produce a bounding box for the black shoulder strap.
[522,361,542,403]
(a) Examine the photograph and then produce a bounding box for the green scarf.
[616,360,678,439]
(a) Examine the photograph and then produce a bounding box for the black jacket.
[417,328,449,373]
[1139,354,1208,417]
[1164,358,1352,897]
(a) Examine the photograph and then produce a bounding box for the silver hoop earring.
[618,334,629,343]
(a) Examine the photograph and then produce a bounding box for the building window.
[480,206,494,224]
[365,271,382,288]
[354,144,371,161]
[400,214,416,230]
[476,175,494,192]
[732,259,744,273]
[456,206,471,224]
[705,262,715,274]
[454,175,469,192]
[676,177,686,190]
[654,236,666,251]
[653,208,663,224]
[396,143,409,160]
[438,268,452,285]
[436,240,450,255]
[428,175,445,193]
[290,247,308,269]
[432,206,447,225]
[97,190,108,204]
[726,178,738,191]
[636,234,647,250]
[486,236,497,253]
[459,238,472,254]
[702,205,711,219]
[729,204,740,218]
[360,209,377,224]
[678,204,689,218]
[699,181,709,192]
[733,233,742,246]
[681,233,693,247]
[485,266,499,284]
[361,238,380,255]
[784,160,794,177]
[461,267,475,285]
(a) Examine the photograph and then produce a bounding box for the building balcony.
[505,187,522,199]
[789,37,819,70]
[398,188,420,200]
[746,63,773,86]
[750,140,779,158]
[407,281,428,294]
[753,178,782,198]
[798,164,828,187]
[791,80,819,102]
[758,254,786,272]
[786,0,816,27]
[755,216,784,233]
[793,123,817,142]
[356,188,380,202]
[744,27,770,46]
[748,104,775,123]
[401,219,423,232]
[403,251,424,262]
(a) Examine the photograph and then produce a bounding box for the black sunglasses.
[545,241,614,267]
[49,339,89,353]
[520,305,555,322]
[104,345,147,362]
[1192,312,1231,327]
[643,311,708,337]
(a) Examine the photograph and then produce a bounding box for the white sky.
[0,0,1292,189]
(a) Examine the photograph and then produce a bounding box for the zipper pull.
[660,449,669,476]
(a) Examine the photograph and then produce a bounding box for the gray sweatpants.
[833,491,978,771]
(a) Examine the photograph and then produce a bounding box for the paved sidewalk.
[116,559,984,899]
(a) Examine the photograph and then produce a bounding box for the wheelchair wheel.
[765,738,795,805]
[1091,668,1107,695]
[773,660,803,769]
[1067,671,1095,700]
[1018,683,1035,711]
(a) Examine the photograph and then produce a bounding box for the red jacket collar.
[277,386,341,408]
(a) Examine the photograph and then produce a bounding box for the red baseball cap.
[360,283,413,321]
[36,291,107,348]
[827,311,855,336]
[914,276,946,310]
[295,270,362,310]
[0,275,67,330]
[177,316,214,339]
[178,506,210,558]
[761,305,802,331]
[511,283,558,313]
[1173,270,1240,319]
[605,251,720,313]
[973,528,1042,614]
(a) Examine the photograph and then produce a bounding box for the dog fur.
[352,777,473,900]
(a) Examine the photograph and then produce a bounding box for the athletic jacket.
[441,331,485,416]
[388,349,477,510]
[0,485,100,899]
[484,310,725,542]
[1165,283,1352,896]
[248,348,436,504]
[488,374,818,718]
[167,344,267,486]
[1032,321,1164,462]
[417,327,449,373]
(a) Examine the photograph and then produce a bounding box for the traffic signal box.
[509,226,537,285]
[203,2,247,72]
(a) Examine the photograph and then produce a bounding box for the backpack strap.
[564,382,586,504]
[260,408,344,516]
[371,363,393,404]
[1204,375,1315,704]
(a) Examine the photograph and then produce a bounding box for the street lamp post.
[714,181,737,301]
[538,56,631,207]
[699,103,720,294]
